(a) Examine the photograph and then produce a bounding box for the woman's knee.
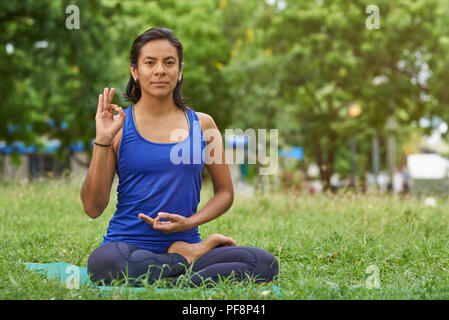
[211,246,278,282]
[249,247,279,282]
[87,242,128,283]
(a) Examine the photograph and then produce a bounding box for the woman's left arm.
[187,112,234,227]
[139,112,233,233]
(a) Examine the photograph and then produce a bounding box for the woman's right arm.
[80,88,126,218]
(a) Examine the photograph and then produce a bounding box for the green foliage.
[221,0,447,185]
[1,0,125,161]
[1,0,449,186]
[1,0,233,160]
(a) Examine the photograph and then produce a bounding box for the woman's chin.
[144,89,173,99]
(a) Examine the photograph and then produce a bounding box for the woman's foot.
[167,234,237,264]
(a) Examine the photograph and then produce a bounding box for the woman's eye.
[145,61,174,65]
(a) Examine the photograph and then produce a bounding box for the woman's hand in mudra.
[138,212,192,233]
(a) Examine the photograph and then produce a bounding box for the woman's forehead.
[139,39,178,59]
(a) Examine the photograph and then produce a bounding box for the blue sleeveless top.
[101,105,206,253]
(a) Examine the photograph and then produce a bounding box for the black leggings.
[87,242,279,287]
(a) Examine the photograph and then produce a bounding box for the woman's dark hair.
[124,27,187,110]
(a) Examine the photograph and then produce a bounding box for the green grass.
[1,177,449,299]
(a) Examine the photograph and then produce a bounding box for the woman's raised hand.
[95,88,126,144]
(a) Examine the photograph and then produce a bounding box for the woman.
[81,27,278,287]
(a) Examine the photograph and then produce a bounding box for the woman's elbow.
[80,192,108,219]
[83,206,103,219]
[224,188,234,209]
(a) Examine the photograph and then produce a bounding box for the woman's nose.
[154,62,166,75]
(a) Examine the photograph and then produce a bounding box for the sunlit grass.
[1,177,449,299]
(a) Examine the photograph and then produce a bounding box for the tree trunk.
[315,135,336,191]
[71,152,90,168]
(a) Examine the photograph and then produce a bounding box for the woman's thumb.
[158,212,173,220]
[119,107,126,119]
[111,105,126,120]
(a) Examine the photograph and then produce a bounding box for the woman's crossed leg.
[87,235,278,287]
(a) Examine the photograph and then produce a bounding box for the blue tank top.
[101,105,206,253]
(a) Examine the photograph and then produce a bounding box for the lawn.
[1,176,449,299]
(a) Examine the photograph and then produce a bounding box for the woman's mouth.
[151,82,169,87]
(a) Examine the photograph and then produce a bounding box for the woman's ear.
[129,63,138,81]
[178,62,184,81]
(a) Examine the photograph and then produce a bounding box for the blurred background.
[1,0,449,198]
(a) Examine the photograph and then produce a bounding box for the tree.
[1,0,234,168]
[223,0,445,189]
[1,0,125,166]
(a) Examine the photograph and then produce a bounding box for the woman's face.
[130,39,182,100]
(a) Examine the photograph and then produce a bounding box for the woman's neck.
[134,93,178,118]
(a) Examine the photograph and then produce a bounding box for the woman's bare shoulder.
[195,112,222,146]
[195,112,217,131]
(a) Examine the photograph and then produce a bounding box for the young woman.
[81,27,278,287]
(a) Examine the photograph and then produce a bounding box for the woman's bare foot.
[167,234,237,264]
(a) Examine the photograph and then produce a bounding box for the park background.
[1,0,449,299]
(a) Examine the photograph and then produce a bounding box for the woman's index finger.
[138,213,154,225]
[103,88,110,113]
